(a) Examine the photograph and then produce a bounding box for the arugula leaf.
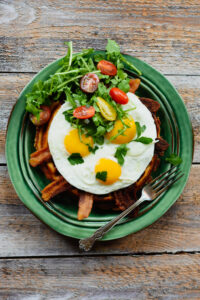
[117,69,128,80]
[65,89,76,108]
[118,79,130,93]
[134,137,153,144]
[96,171,107,182]
[135,122,146,138]
[165,153,182,166]
[105,40,142,75]
[114,144,129,165]
[68,153,84,165]
[94,53,106,62]
[106,39,120,54]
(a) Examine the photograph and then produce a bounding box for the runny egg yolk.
[95,158,121,185]
[106,116,136,144]
[64,129,93,157]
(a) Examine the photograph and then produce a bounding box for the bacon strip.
[140,97,160,113]
[42,103,61,149]
[34,126,44,150]
[155,137,169,156]
[41,176,70,201]
[29,147,52,167]
[77,192,94,220]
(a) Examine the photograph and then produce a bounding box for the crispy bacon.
[114,190,135,211]
[41,176,70,201]
[29,147,52,167]
[140,97,160,113]
[34,126,44,150]
[42,104,61,149]
[77,192,94,220]
[155,137,169,156]
[40,164,56,181]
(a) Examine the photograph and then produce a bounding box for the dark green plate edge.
[5,53,193,240]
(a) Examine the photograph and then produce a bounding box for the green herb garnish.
[96,171,107,182]
[25,39,142,150]
[135,121,146,138]
[68,153,84,165]
[114,144,129,165]
[134,137,153,144]
[87,145,99,154]
[106,39,142,75]
[165,153,182,166]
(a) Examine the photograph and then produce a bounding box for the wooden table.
[0,1,200,298]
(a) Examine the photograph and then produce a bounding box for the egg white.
[48,92,157,194]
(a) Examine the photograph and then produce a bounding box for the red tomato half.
[97,60,117,76]
[30,105,51,126]
[80,73,99,93]
[109,87,129,105]
[73,106,95,119]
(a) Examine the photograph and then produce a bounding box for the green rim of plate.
[6,52,193,240]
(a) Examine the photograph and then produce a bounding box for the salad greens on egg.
[26,40,155,167]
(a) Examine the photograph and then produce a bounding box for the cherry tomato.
[73,105,95,119]
[129,78,141,93]
[96,97,117,121]
[97,60,117,76]
[30,105,51,126]
[80,73,99,93]
[109,87,129,105]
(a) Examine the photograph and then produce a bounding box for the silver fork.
[79,166,184,251]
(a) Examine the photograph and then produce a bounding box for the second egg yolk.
[106,116,136,144]
[95,158,121,185]
[64,129,93,157]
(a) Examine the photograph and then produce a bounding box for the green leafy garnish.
[134,137,153,144]
[68,153,84,165]
[25,39,142,152]
[114,144,129,165]
[96,171,107,182]
[165,153,182,166]
[118,79,130,93]
[87,145,99,154]
[106,39,142,75]
[135,121,146,138]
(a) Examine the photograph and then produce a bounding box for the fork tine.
[150,165,177,185]
[154,173,184,199]
[151,167,178,189]
[153,170,182,193]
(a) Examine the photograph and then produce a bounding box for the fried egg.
[48,92,157,194]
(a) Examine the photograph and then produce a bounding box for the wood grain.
[0,0,199,74]
[1,73,199,163]
[0,165,199,257]
[0,254,200,299]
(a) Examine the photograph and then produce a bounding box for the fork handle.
[79,196,145,251]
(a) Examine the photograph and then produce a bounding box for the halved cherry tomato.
[109,87,129,105]
[96,97,117,121]
[30,105,51,126]
[80,73,99,93]
[129,78,141,93]
[97,60,117,76]
[73,105,95,119]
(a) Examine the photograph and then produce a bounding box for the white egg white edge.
[48,92,157,195]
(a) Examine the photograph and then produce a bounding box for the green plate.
[6,52,193,240]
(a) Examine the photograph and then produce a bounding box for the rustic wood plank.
[1,73,199,163]
[0,254,200,299]
[0,165,199,257]
[0,0,199,74]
